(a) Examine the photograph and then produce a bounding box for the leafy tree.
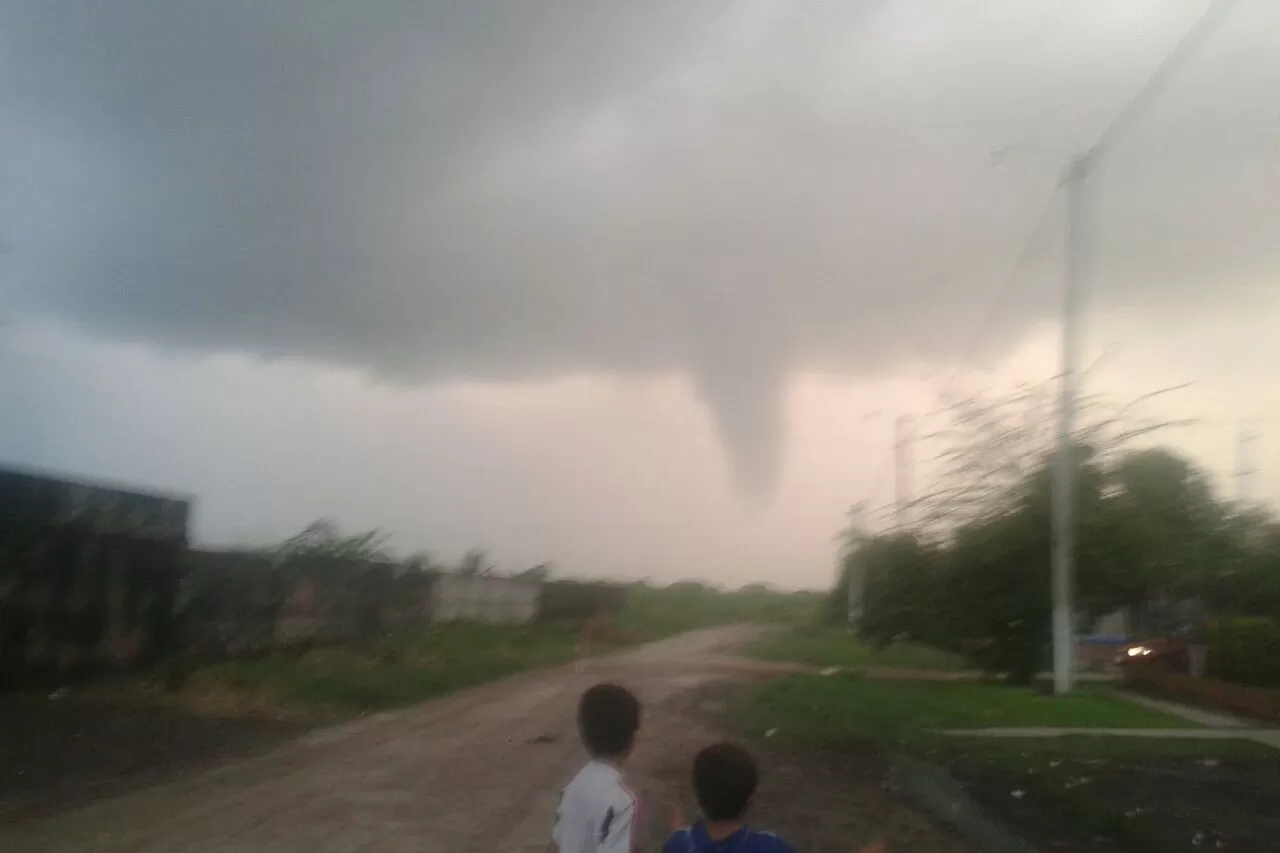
[515,562,553,581]
[275,519,394,563]
[404,551,436,573]
[1089,448,1220,619]
[456,548,496,576]
[845,380,1233,685]
[835,530,946,647]
[1202,507,1280,617]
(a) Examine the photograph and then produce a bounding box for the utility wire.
[933,188,1063,405]
[856,190,1061,530]
[927,0,1240,411]
[920,0,1241,447]
[857,0,1241,532]
[1093,0,1242,152]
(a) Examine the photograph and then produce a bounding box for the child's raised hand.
[856,839,887,853]
[669,805,686,831]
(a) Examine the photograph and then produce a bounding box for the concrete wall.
[0,468,190,687]
[1,464,626,686]
[536,580,630,623]
[429,574,540,624]
[178,551,430,656]
[179,557,550,657]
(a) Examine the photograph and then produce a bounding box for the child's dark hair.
[693,743,758,822]
[577,683,640,758]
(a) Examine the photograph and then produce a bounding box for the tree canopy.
[839,383,1279,684]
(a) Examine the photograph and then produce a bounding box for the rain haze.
[2,1,1278,588]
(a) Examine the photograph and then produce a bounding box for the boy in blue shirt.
[663,743,794,853]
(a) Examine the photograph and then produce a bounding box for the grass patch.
[735,674,1199,744]
[615,584,821,641]
[177,584,819,715]
[923,734,1272,763]
[931,736,1280,853]
[175,583,821,717]
[745,624,966,671]
[186,621,587,714]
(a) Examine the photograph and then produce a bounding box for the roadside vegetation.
[182,622,585,716]
[734,674,1196,745]
[833,382,1280,687]
[724,673,1280,853]
[167,580,817,717]
[745,624,966,672]
[618,581,820,641]
[929,737,1280,853]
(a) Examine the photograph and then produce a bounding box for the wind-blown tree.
[1202,505,1280,617]
[1090,448,1221,622]
[834,530,948,648]
[275,518,394,563]
[515,562,553,581]
[455,548,496,576]
[844,379,1219,684]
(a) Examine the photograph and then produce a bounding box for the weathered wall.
[536,580,630,623]
[1,467,629,686]
[179,557,559,655]
[178,551,432,657]
[0,468,189,687]
[429,573,540,624]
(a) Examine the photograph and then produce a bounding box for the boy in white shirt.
[553,683,643,853]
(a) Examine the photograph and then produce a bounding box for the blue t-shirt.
[663,823,795,853]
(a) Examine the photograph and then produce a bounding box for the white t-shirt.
[553,760,639,853]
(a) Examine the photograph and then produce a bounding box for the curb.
[887,753,1038,853]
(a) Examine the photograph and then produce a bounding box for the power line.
[845,189,1063,535]
[929,0,1239,410]
[855,0,1241,540]
[1094,0,1242,152]
[933,188,1063,404]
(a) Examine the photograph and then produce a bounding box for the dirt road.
[1,627,968,853]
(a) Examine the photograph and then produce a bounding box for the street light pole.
[846,503,865,629]
[1052,150,1095,696]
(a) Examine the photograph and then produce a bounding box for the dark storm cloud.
[2,1,1277,498]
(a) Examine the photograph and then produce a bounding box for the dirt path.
[1,628,967,853]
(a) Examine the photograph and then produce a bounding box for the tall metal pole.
[1052,151,1094,696]
[846,504,865,628]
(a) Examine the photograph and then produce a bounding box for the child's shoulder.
[663,827,794,853]
[743,829,795,853]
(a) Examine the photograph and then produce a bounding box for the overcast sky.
[2,1,1277,588]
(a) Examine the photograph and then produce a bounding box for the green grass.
[928,736,1279,853]
[735,674,1200,744]
[615,583,821,641]
[745,624,966,671]
[923,734,1271,762]
[189,621,586,712]
[183,584,821,714]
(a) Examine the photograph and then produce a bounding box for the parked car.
[1114,636,1190,672]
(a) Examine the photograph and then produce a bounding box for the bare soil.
[0,690,304,824]
[941,748,1280,852]
[1,629,973,853]
[656,683,974,853]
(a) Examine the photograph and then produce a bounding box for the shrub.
[1125,668,1280,723]
[1208,617,1280,688]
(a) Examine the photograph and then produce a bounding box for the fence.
[176,557,618,659]
[0,467,190,687]
[1,468,629,686]
[177,550,432,656]
[429,573,540,623]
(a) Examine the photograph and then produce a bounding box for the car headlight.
[1126,646,1152,657]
